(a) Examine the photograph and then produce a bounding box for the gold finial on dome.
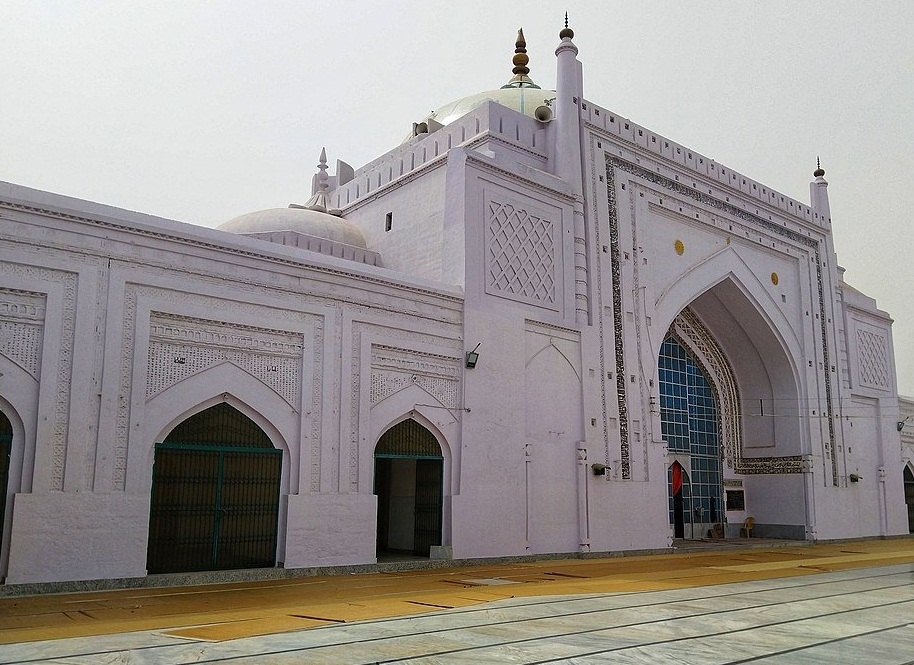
[502,27,540,89]
[559,12,574,39]
[512,28,530,76]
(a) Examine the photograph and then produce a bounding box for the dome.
[427,29,555,127]
[429,85,556,126]
[220,207,367,249]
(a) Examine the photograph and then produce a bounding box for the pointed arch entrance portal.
[374,419,443,558]
[147,403,282,574]
[660,336,724,539]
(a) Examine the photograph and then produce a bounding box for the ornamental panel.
[485,197,557,308]
[856,327,890,390]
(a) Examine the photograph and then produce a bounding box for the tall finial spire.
[814,156,825,178]
[301,147,331,212]
[560,12,574,39]
[316,147,329,192]
[502,27,540,88]
[513,28,529,77]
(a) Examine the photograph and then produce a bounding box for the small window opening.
[385,212,393,232]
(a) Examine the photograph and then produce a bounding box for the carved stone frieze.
[0,264,74,491]
[147,313,304,406]
[369,346,460,409]
[0,288,46,378]
[118,285,323,492]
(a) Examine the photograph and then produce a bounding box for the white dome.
[220,207,367,249]
[430,85,556,126]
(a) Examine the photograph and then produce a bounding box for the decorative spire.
[813,156,825,178]
[502,27,540,89]
[559,12,574,39]
[513,28,529,77]
[301,147,331,213]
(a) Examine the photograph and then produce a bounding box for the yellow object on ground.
[1,538,912,644]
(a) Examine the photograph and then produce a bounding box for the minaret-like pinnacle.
[559,12,574,39]
[298,147,332,213]
[512,28,530,76]
[502,27,540,89]
[814,156,825,178]
[316,147,329,191]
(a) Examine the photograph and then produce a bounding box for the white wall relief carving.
[0,288,46,378]
[118,285,323,492]
[672,309,802,475]
[0,265,75,491]
[856,327,890,390]
[147,313,304,406]
[485,197,556,307]
[370,346,460,409]
[350,323,462,490]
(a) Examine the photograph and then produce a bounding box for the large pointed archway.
[374,419,443,558]
[147,403,282,574]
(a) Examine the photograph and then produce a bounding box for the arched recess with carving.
[0,358,36,580]
[138,362,296,496]
[655,256,804,464]
[369,384,456,557]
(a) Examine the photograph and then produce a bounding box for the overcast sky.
[2,1,913,395]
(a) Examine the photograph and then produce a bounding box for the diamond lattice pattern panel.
[486,199,556,306]
[856,327,890,389]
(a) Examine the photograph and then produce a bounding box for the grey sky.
[2,1,912,395]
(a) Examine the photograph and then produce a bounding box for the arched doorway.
[905,466,914,534]
[147,403,282,574]
[374,419,443,557]
[669,462,692,539]
[0,412,11,546]
[660,336,724,539]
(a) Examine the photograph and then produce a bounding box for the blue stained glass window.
[660,336,723,528]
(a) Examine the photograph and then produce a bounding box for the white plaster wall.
[742,475,806,532]
[347,167,448,282]
[525,340,582,554]
[283,493,377,568]
[6,493,149,583]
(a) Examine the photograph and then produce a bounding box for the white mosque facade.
[1,26,912,585]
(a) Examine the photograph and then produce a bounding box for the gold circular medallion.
[771,272,779,286]
[674,239,684,255]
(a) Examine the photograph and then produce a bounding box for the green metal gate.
[147,404,281,574]
[414,458,443,557]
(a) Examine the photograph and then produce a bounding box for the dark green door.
[147,404,281,574]
[374,419,443,557]
[414,458,443,557]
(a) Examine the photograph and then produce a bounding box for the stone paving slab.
[0,563,912,664]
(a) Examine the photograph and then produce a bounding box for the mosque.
[1,22,912,585]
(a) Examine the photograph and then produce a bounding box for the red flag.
[672,463,683,496]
